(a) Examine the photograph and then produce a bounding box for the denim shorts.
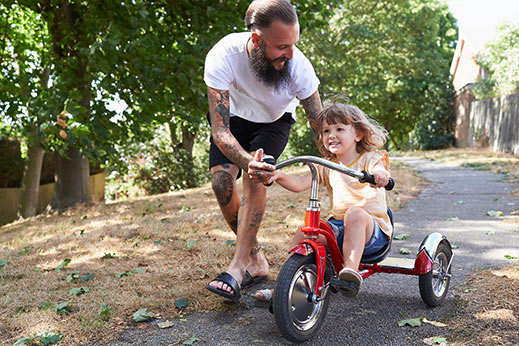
[327,217,388,256]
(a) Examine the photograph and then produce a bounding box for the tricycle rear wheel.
[273,253,330,344]
[419,242,452,307]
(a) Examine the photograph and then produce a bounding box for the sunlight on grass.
[2,151,517,345]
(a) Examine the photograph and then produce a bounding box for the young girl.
[252,102,392,299]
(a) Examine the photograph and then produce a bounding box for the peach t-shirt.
[319,151,393,239]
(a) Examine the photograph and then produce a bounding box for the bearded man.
[204,0,322,301]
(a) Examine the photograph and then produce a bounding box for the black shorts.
[208,112,295,176]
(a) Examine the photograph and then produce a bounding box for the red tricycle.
[263,155,453,344]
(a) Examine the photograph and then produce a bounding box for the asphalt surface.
[87,157,519,346]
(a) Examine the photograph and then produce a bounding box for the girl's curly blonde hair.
[316,102,388,159]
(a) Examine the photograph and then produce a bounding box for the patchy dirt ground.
[446,266,519,345]
[406,148,519,346]
[0,158,424,345]
[0,149,518,345]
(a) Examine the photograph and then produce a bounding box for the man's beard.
[249,42,291,90]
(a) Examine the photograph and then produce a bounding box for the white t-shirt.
[204,32,320,123]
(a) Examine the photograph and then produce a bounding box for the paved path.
[88,157,519,346]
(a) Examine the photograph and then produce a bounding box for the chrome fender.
[414,232,453,275]
[418,232,452,261]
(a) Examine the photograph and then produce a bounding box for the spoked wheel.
[273,253,331,344]
[419,242,452,307]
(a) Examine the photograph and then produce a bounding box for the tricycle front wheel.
[419,242,452,307]
[273,253,330,344]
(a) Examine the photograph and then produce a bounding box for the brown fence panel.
[0,172,104,226]
[469,93,519,155]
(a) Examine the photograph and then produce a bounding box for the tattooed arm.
[300,90,322,134]
[208,87,253,170]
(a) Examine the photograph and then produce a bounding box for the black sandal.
[206,272,241,301]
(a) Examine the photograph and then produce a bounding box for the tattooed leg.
[211,164,240,234]
[240,195,263,257]
[208,165,269,294]
[216,171,269,291]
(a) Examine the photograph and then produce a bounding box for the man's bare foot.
[245,247,269,278]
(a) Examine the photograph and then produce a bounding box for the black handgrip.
[359,170,394,191]
[261,155,276,186]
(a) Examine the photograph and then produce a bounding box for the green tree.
[298,0,457,150]
[474,23,519,99]
[1,1,249,209]
[0,3,52,216]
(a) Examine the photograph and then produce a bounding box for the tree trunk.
[45,2,92,210]
[168,121,179,147]
[51,146,90,210]
[17,137,44,218]
[181,127,195,161]
[168,122,195,160]
[16,63,50,218]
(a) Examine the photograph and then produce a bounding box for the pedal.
[330,277,359,297]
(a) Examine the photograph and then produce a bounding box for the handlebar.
[262,155,394,191]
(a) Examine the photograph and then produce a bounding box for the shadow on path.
[87,157,519,346]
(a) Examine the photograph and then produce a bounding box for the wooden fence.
[0,172,105,226]
[469,92,519,155]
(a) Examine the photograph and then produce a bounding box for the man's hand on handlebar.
[248,148,275,184]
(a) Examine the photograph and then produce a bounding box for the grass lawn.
[0,148,517,345]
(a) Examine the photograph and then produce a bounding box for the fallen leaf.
[182,336,200,345]
[394,234,410,240]
[175,298,190,309]
[423,318,447,327]
[432,337,448,344]
[69,287,90,296]
[133,308,154,322]
[398,248,412,255]
[186,239,196,249]
[79,273,94,282]
[100,302,112,316]
[66,271,81,282]
[158,320,175,329]
[398,317,423,327]
[486,210,503,217]
[35,332,64,345]
[115,270,133,278]
[55,302,70,315]
[55,259,71,272]
[446,217,459,221]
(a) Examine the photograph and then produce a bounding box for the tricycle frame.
[270,155,454,343]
